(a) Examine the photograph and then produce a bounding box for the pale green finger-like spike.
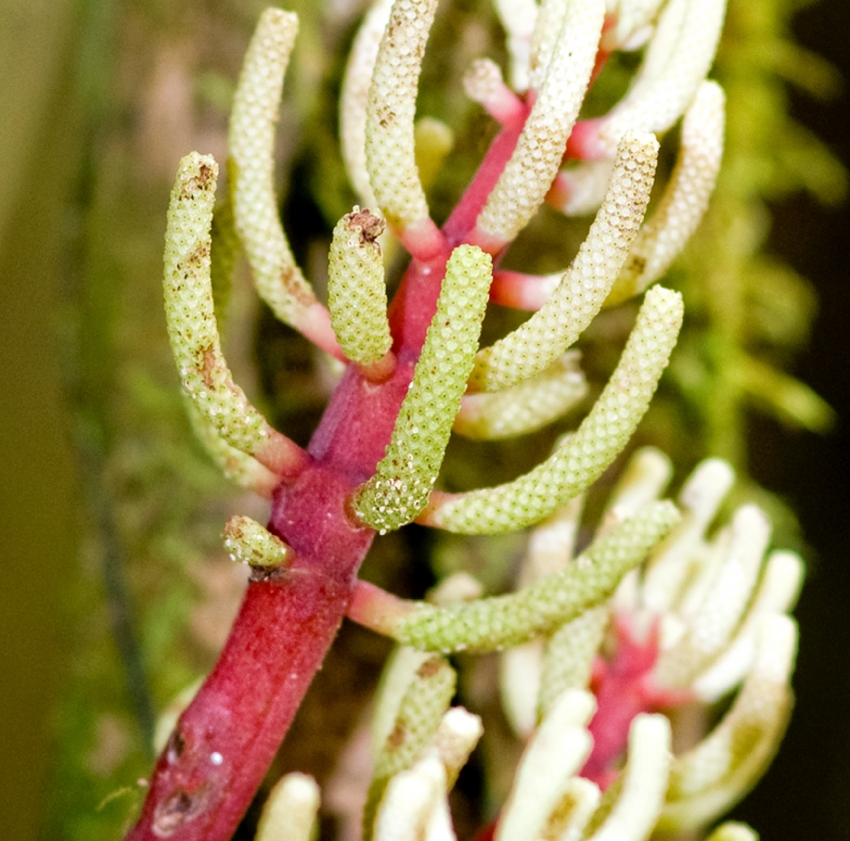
[527,0,569,91]
[398,502,679,653]
[585,715,672,841]
[372,756,452,841]
[495,690,595,841]
[339,0,394,209]
[163,153,307,478]
[364,0,438,233]
[607,81,726,306]
[470,131,659,394]
[705,822,759,841]
[364,655,456,841]
[596,0,727,154]
[640,457,735,613]
[426,286,683,534]
[475,0,606,250]
[414,117,454,193]
[255,773,320,841]
[228,10,325,336]
[372,647,437,760]
[658,616,797,832]
[500,641,544,738]
[222,515,293,568]
[328,208,392,366]
[353,246,492,534]
[656,505,770,689]
[601,446,672,527]
[209,196,241,334]
[692,550,804,702]
[454,352,587,440]
[538,604,610,720]
[184,399,279,496]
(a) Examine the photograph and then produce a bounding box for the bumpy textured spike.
[607,81,725,306]
[655,505,770,689]
[184,400,278,495]
[365,655,456,841]
[328,208,392,366]
[364,0,438,233]
[463,59,522,125]
[228,9,330,343]
[222,515,293,568]
[586,715,672,841]
[596,0,727,153]
[255,773,320,841]
[340,0,394,209]
[527,0,570,92]
[427,286,683,534]
[163,153,307,477]
[455,353,587,439]
[475,0,606,249]
[538,605,610,719]
[659,616,797,832]
[495,690,595,841]
[640,457,735,613]
[470,131,659,393]
[397,502,679,653]
[353,246,492,533]
[692,550,803,701]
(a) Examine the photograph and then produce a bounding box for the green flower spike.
[353,245,493,534]
[364,653,456,841]
[364,0,443,254]
[163,152,308,481]
[424,285,684,534]
[255,773,320,841]
[473,0,606,251]
[394,501,679,653]
[659,614,798,831]
[607,80,726,306]
[327,208,393,374]
[228,8,340,357]
[222,515,293,570]
[454,352,587,440]
[470,129,659,393]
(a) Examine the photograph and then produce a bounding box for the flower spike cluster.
[134,1,800,840]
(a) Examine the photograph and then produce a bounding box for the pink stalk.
[126,107,530,837]
[125,3,632,826]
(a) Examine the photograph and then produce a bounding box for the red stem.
[127,65,532,841]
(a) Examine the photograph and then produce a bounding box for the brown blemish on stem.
[153,785,210,836]
[417,657,442,679]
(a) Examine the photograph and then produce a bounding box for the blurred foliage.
[0,0,842,839]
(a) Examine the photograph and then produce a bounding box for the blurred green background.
[1,0,848,838]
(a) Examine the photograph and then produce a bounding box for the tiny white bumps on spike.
[222,515,293,568]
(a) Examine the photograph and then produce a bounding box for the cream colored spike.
[607,81,726,305]
[470,130,658,393]
[475,0,606,249]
